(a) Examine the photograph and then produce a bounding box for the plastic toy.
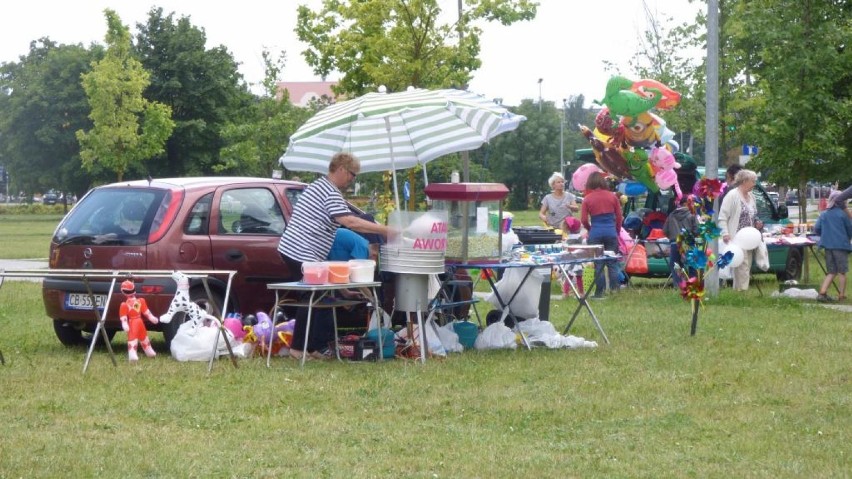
[160,271,218,326]
[118,279,159,362]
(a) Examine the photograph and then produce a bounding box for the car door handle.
[225,249,244,261]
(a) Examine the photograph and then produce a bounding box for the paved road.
[0,259,49,282]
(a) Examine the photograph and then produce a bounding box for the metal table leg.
[559,264,610,344]
[83,276,118,374]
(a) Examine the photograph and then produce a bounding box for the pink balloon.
[649,146,680,170]
[655,169,678,189]
[572,163,604,191]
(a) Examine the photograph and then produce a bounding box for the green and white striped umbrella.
[279,88,526,175]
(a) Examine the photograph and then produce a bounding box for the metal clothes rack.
[0,269,236,374]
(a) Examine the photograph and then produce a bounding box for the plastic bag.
[517,318,598,349]
[170,317,235,362]
[436,322,463,353]
[486,267,545,319]
[755,241,770,271]
[625,244,649,274]
[394,318,447,356]
[474,322,517,350]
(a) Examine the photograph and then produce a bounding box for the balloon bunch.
[581,76,682,195]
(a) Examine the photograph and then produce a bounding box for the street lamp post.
[559,98,566,177]
[537,78,543,112]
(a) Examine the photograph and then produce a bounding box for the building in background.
[276,81,337,107]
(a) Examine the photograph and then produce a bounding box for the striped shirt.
[277,176,351,262]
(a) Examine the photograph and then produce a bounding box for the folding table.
[453,256,613,347]
[266,281,383,367]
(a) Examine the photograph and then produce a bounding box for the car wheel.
[776,248,803,281]
[160,286,224,348]
[53,320,117,347]
[53,320,84,346]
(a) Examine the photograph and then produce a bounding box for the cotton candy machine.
[380,211,448,313]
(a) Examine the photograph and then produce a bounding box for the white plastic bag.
[436,322,463,353]
[486,267,546,319]
[394,318,447,356]
[517,318,598,349]
[474,322,517,350]
[755,241,770,271]
[170,317,235,362]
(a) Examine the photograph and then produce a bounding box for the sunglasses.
[346,168,358,179]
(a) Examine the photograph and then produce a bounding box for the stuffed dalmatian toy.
[160,271,217,325]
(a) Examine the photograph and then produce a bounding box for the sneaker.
[817,293,835,303]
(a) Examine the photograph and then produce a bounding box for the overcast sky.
[1,0,703,106]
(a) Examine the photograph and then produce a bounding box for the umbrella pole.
[423,164,429,187]
[385,118,401,209]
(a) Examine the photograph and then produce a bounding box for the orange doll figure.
[119,279,159,362]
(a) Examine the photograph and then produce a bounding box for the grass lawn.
[0,213,849,478]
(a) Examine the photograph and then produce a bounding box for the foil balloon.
[579,125,631,178]
[666,139,680,154]
[622,112,662,148]
[223,315,246,340]
[649,147,681,172]
[631,79,681,110]
[572,162,604,191]
[617,180,649,197]
[594,108,626,146]
[594,75,661,118]
[622,148,659,193]
[655,169,678,190]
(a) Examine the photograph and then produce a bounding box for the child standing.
[813,191,852,302]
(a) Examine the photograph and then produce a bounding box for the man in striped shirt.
[277,152,391,358]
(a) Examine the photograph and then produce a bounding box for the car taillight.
[148,190,184,244]
[139,284,165,294]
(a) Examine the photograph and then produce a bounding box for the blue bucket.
[452,321,479,349]
[365,328,396,359]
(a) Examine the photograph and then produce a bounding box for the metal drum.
[379,245,445,274]
[380,245,445,313]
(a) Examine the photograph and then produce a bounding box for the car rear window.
[54,188,168,246]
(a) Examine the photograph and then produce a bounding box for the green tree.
[296,0,537,96]
[219,50,314,177]
[0,40,103,199]
[134,8,253,177]
[488,99,560,210]
[726,0,851,219]
[76,9,174,182]
[625,5,705,159]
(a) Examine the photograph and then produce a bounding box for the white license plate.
[64,293,107,311]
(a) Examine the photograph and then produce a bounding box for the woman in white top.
[539,172,579,230]
[717,169,764,291]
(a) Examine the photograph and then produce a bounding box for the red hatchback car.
[43,177,308,346]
